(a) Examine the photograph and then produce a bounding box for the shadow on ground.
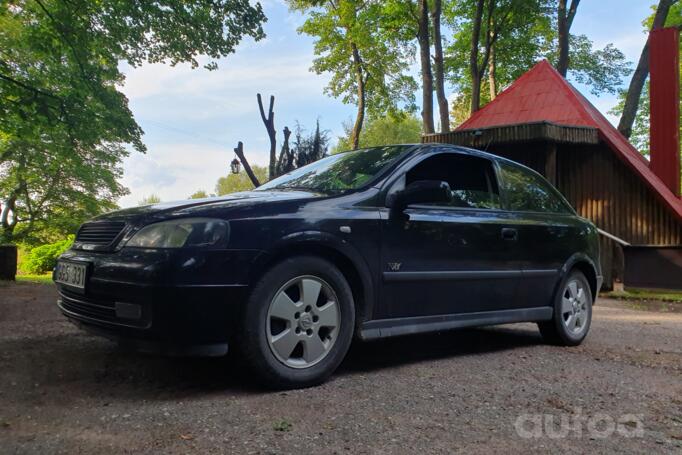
[0,324,542,403]
[341,325,541,373]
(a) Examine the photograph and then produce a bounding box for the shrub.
[21,236,74,274]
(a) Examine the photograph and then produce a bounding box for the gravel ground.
[0,281,681,454]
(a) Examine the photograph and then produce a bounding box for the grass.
[273,419,293,432]
[601,288,682,304]
[15,273,53,285]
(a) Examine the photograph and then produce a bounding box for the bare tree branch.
[257,93,277,178]
[233,141,261,188]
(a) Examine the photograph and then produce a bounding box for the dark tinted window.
[405,153,501,209]
[499,162,572,214]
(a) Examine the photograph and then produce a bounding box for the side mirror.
[386,180,452,211]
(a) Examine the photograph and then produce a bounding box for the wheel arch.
[559,253,600,302]
[249,231,376,328]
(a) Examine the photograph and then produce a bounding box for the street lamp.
[230,157,241,174]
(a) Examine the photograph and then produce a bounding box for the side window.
[499,162,572,214]
[404,153,501,209]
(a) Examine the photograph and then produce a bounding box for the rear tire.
[538,270,592,346]
[239,255,355,389]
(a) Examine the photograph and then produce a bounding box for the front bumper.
[55,247,264,355]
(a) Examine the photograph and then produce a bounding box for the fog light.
[115,302,142,320]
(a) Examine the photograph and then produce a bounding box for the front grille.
[58,289,150,328]
[76,221,126,245]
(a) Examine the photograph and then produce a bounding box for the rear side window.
[499,162,572,214]
[405,153,501,209]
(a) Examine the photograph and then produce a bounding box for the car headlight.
[126,218,229,248]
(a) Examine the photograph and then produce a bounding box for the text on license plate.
[55,261,87,289]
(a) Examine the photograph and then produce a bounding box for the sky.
[117,0,654,207]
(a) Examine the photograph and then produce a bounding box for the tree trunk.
[257,93,277,179]
[557,0,580,77]
[350,42,365,149]
[277,126,293,174]
[234,141,261,188]
[431,0,449,133]
[488,41,496,100]
[471,73,483,114]
[418,0,435,134]
[470,0,485,113]
[617,0,675,138]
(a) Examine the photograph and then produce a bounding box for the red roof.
[457,60,682,222]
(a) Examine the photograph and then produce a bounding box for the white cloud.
[122,52,324,104]
[118,142,271,208]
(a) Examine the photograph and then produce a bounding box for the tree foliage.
[138,194,161,206]
[334,113,422,152]
[0,0,266,243]
[277,121,331,174]
[188,190,211,199]
[444,0,631,126]
[20,235,73,274]
[288,0,417,147]
[215,165,268,195]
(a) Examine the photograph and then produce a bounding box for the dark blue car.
[55,144,602,388]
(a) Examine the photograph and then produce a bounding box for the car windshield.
[256,145,413,194]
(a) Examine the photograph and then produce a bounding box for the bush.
[21,236,74,274]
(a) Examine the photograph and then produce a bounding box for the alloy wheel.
[266,275,341,368]
[560,279,589,335]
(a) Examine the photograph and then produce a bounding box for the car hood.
[95,190,325,222]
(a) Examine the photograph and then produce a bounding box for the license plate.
[54,261,87,289]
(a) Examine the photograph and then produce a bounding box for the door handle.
[501,227,518,241]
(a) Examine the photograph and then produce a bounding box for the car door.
[496,161,580,308]
[379,149,522,319]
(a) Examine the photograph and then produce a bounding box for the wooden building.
[424,55,682,290]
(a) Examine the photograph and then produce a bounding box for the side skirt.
[358,307,553,340]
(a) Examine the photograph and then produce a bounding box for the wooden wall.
[556,144,682,246]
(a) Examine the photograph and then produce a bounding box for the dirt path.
[1,281,681,454]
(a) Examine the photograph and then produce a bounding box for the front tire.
[538,270,593,346]
[239,255,355,389]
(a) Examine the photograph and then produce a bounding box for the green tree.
[138,194,161,206]
[444,0,554,114]
[215,165,268,195]
[444,0,631,125]
[0,0,266,243]
[288,0,416,149]
[334,113,422,152]
[188,190,210,199]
